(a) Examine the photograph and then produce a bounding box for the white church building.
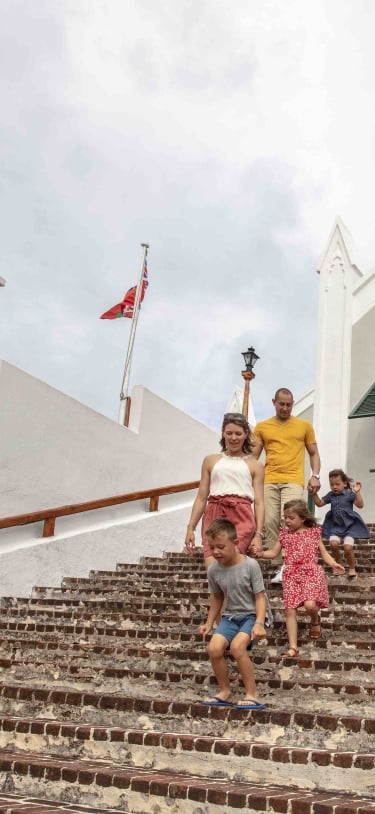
[294,217,375,515]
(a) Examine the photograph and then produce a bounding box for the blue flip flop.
[201,695,233,707]
[236,699,267,710]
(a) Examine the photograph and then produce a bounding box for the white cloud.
[1,0,375,433]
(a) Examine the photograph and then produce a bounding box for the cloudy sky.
[1,0,375,431]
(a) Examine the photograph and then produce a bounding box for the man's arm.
[251,429,264,460]
[251,460,265,538]
[306,441,321,493]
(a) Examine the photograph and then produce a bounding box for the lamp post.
[241,346,259,419]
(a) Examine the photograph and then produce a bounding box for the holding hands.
[307,474,321,494]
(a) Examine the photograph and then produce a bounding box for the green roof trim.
[348,382,375,419]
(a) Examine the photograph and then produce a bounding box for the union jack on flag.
[100,257,149,320]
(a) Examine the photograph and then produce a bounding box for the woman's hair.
[328,468,351,487]
[220,412,255,454]
[284,499,317,527]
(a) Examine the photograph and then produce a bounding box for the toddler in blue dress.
[313,468,370,578]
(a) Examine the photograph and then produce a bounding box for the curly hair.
[328,469,351,487]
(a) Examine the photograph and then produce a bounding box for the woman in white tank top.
[185,413,265,567]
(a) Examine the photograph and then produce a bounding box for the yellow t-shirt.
[253,416,316,486]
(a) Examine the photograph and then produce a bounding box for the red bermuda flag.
[100,258,149,319]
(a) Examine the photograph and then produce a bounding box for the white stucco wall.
[0,505,193,597]
[348,308,375,514]
[0,360,218,516]
[0,360,220,595]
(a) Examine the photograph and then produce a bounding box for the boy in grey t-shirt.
[199,518,267,710]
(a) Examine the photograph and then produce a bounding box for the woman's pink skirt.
[201,494,255,557]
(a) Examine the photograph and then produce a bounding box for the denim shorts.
[215,613,256,648]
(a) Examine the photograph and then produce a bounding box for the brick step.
[88,559,375,578]
[2,654,375,706]
[1,620,374,652]
[0,614,373,649]
[2,594,204,608]
[0,749,375,813]
[0,792,123,812]
[86,556,375,578]
[3,596,370,618]
[2,593,375,616]
[0,751,375,814]
[78,567,375,586]
[1,632,375,671]
[0,608,374,649]
[138,543,375,562]
[0,716,374,796]
[28,580,375,600]
[0,682,374,737]
[1,629,374,666]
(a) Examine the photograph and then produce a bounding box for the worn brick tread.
[0,683,375,733]
[1,643,374,673]
[1,715,375,766]
[0,792,123,811]
[0,752,375,812]
[1,656,375,699]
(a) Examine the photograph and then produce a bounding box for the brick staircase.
[0,537,374,813]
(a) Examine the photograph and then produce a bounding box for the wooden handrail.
[0,480,200,538]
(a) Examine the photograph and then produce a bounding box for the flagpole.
[118,242,149,426]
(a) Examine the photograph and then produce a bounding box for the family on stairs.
[0,386,374,813]
[185,388,370,710]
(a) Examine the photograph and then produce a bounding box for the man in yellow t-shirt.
[253,388,321,576]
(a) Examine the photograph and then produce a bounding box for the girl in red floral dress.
[258,499,344,658]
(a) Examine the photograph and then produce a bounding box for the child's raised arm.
[318,539,345,574]
[352,481,364,509]
[312,492,326,508]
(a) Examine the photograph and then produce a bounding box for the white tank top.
[210,455,254,499]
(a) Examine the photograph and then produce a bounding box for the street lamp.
[241,346,259,419]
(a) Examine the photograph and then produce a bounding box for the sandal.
[309,618,321,639]
[281,647,299,659]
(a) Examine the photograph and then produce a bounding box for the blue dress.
[322,489,370,539]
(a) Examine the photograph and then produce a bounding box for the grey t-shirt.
[207,556,265,617]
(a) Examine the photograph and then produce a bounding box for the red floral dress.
[279,526,330,609]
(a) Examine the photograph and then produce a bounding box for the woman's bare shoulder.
[202,452,222,469]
